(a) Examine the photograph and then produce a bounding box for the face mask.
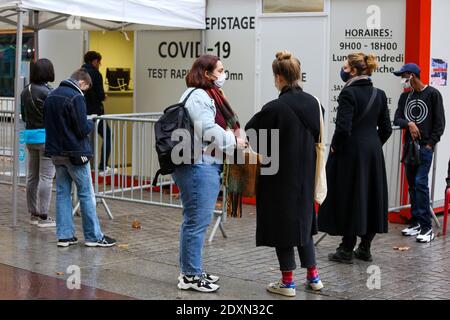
[340,68,350,82]
[401,76,412,89]
[214,73,226,88]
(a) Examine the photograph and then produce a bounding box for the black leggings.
[98,121,111,170]
[275,238,316,271]
[342,233,376,251]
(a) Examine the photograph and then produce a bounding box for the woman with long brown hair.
[174,54,246,292]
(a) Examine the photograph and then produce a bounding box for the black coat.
[245,87,320,247]
[20,83,52,129]
[318,79,392,236]
[82,63,106,115]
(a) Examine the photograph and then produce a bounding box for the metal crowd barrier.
[385,127,441,229]
[0,96,441,236]
[92,113,228,242]
[0,98,28,187]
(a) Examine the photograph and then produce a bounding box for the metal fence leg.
[315,233,327,246]
[208,181,227,243]
[72,202,80,217]
[208,215,222,243]
[219,219,228,238]
[100,198,114,220]
[431,206,440,229]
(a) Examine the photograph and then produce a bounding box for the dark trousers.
[98,121,111,170]
[275,238,316,271]
[405,147,434,230]
[341,233,376,251]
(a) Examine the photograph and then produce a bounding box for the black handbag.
[402,140,421,167]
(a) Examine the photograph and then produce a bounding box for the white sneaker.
[416,228,435,243]
[29,215,40,225]
[177,275,220,292]
[178,272,220,284]
[402,223,421,236]
[37,216,56,228]
[266,280,296,297]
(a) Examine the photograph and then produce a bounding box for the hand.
[330,146,335,154]
[408,122,421,140]
[236,137,248,149]
[425,144,433,150]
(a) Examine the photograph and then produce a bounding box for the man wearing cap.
[393,63,446,243]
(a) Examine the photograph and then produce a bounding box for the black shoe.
[354,246,373,262]
[85,235,117,247]
[328,246,354,264]
[57,237,78,248]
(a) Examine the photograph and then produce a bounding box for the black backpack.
[152,88,198,186]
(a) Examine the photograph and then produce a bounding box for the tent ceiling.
[0,0,206,30]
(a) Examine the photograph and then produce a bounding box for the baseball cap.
[393,63,421,77]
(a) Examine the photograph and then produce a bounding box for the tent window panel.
[0,32,34,97]
[263,0,324,13]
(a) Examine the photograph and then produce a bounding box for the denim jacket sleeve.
[182,88,236,154]
[69,95,93,139]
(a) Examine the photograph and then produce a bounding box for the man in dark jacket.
[44,69,116,248]
[82,51,111,175]
[393,63,446,243]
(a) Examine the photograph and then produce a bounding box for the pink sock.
[307,266,318,279]
[281,271,294,284]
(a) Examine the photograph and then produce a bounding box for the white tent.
[0,0,206,225]
[0,0,206,30]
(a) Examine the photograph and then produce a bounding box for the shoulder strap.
[181,88,199,106]
[280,95,320,141]
[354,87,377,125]
[313,96,324,144]
[28,84,43,118]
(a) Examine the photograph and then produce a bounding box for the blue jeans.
[405,147,433,230]
[54,160,103,241]
[172,162,222,276]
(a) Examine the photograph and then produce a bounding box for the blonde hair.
[272,50,301,86]
[347,53,378,76]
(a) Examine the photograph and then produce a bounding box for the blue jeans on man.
[172,161,222,276]
[54,159,103,241]
[405,147,434,230]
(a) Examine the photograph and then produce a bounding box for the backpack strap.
[181,88,199,105]
[164,88,199,113]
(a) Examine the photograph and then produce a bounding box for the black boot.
[328,245,354,264]
[354,245,373,262]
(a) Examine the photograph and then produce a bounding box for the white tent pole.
[12,8,25,227]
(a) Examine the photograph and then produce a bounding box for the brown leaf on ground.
[393,246,410,251]
[118,244,129,249]
[56,272,65,276]
[131,219,141,229]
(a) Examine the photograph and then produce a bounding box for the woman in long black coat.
[245,51,323,297]
[318,53,392,263]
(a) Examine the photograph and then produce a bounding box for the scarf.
[344,75,370,88]
[206,87,240,131]
[205,87,244,218]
